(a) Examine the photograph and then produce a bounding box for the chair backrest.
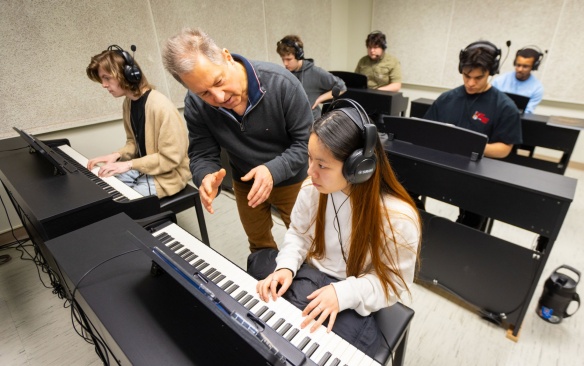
[373,302,415,366]
[409,98,433,119]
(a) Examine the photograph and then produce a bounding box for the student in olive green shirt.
[355,31,402,92]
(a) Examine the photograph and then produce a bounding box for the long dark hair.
[308,110,421,300]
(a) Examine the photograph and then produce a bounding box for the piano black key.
[192,258,205,267]
[196,264,209,273]
[112,193,124,201]
[184,252,197,262]
[180,250,194,260]
[154,233,170,242]
[233,290,247,302]
[254,305,268,317]
[153,231,168,239]
[328,358,340,366]
[220,280,234,290]
[225,284,239,295]
[278,323,292,336]
[285,328,299,341]
[168,242,183,251]
[239,294,253,305]
[177,248,189,257]
[245,299,259,310]
[305,343,319,358]
[297,336,311,351]
[261,310,275,323]
[206,270,220,281]
[203,267,216,277]
[272,318,285,331]
[225,283,239,297]
[159,234,175,245]
[212,274,226,284]
[317,352,332,366]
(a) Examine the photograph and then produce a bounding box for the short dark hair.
[366,31,387,50]
[276,35,303,57]
[459,43,499,75]
[516,48,540,62]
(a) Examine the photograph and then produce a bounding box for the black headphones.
[514,46,546,71]
[459,41,501,75]
[107,44,142,85]
[327,99,378,184]
[278,38,304,60]
[366,31,387,50]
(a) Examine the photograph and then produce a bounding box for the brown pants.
[232,180,303,252]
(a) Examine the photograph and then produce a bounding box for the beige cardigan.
[118,89,191,198]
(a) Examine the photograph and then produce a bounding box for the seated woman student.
[249,100,421,357]
[86,45,191,198]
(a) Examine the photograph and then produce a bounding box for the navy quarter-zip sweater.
[184,54,313,188]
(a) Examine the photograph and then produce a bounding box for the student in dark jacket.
[162,27,313,252]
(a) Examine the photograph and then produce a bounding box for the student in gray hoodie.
[277,35,346,120]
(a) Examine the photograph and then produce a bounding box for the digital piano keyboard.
[145,221,381,366]
[56,144,143,201]
[13,142,162,240]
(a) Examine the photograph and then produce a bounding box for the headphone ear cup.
[328,99,378,184]
[343,150,377,184]
[458,50,464,74]
[491,58,500,75]
[532,53,543,71]
[296,46,304,60]
[119,49,142,84]
[124,64,142,84]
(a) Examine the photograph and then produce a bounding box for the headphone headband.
[459,40,501,75]
[278,38,304,60]
[326,98,378,184]
[515,45,546,71]
[107,44,142,85]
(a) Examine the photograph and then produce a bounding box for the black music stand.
[504,92,530,115]
[383,116,488,161]
[13,127,76,175]
[329,71,367,89]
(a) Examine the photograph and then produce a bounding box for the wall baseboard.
[569,160,584,171]
[0,226,27,246]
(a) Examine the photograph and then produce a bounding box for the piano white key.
[57,144,143,200]
[300,326,332,362]
[261,299,289,325]
[362,358,382,366]
[325,337,357,366]
[308,328,338,364]
[154,223,378,366]
[345,347,368,365]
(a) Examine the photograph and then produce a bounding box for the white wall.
[0,0,334,139]
[2,0,584,235]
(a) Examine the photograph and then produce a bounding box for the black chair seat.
[159,184,210,246]
[373,302,415,365]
